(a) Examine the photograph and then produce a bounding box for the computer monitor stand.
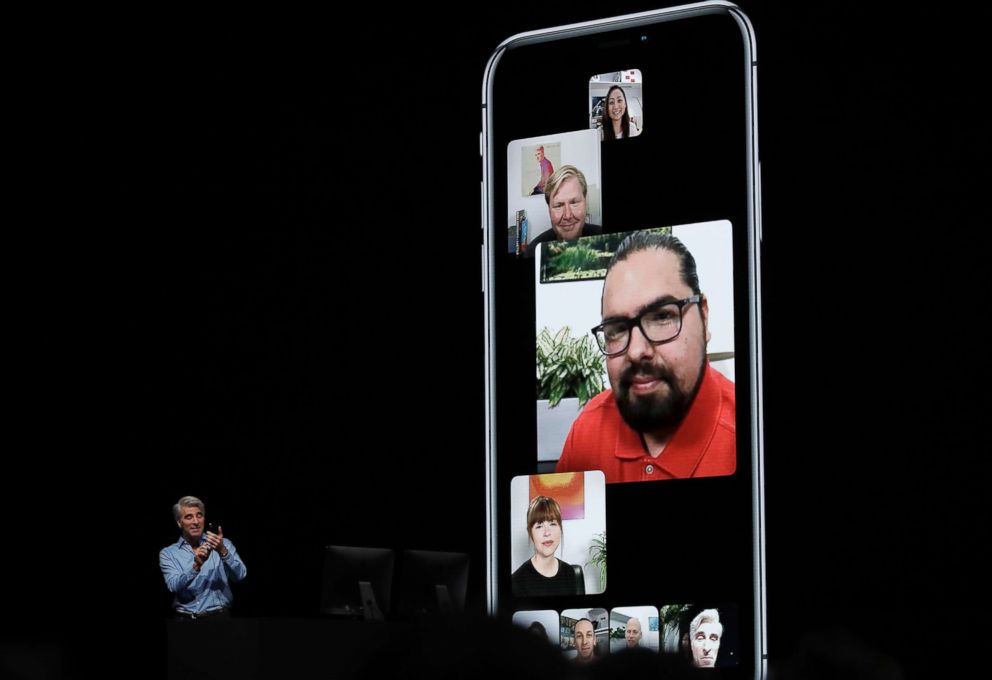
[434,584,452,614]
[358,581,384,622]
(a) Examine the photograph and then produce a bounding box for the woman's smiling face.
[608,88,627,121]
[530,519,561,557]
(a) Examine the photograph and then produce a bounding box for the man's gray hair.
[689,608,722,639]
[172,495,205,522]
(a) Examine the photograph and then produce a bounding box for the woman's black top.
[511,558,581,597]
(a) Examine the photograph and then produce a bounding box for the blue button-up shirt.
[159,535,247,614]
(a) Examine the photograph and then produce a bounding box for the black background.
[7,3,985,678]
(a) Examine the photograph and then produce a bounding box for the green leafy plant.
[536,326,606,407]
[586,530,607,590]
[659,604,690,622]
[659,603,691,635]
[546,243,599,277]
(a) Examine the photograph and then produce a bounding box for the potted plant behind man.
[535,327,606,469]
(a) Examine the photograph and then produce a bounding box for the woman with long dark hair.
[600,85,641,140]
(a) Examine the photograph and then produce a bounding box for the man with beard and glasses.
[555,231,735,483]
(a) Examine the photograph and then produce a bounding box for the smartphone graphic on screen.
[482,3,765,677]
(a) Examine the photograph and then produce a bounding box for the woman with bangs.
[511,495,584,596]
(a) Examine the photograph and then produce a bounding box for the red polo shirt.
[554,364,736,483]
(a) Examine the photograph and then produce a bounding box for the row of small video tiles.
[513,603,734,668]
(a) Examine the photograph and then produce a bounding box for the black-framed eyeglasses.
[591,295,703,357]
